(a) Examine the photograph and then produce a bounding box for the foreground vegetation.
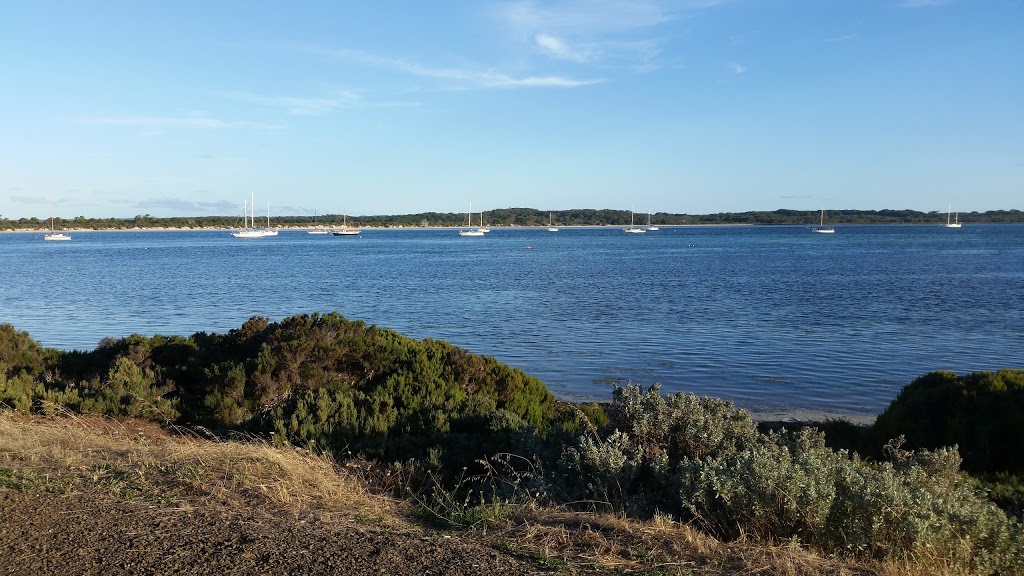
[3,208,1024,231]
[1,315,1022,574]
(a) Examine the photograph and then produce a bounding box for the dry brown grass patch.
[481,507,880,575]
[0,411,398,524]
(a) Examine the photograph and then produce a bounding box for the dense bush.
[558,384,1023,572]
[0,315,556,473]
[871,369,1024,475]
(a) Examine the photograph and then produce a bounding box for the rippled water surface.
[3,225,1022,419]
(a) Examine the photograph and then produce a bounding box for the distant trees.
[3,209,1022,231]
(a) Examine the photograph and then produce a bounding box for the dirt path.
[0,489,539,576]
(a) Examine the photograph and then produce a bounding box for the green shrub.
[559,383,1024,572]
[0,325,52,381]
[871,370,1024,476]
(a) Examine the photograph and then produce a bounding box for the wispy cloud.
[493,1,718,72]
[499,0,676,35]
[824,34,857,43]
[135,197,242,215]
[11,194,51,204]
[730,63,747,74]
[223,92,356,116]
[317,47,603,89]
[223,90,421,113]
[535,33,594,62]
[484,73,603,87]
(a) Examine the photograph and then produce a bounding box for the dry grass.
[476,507,882,575]
[0,410,398,525]
[0,412,982,575]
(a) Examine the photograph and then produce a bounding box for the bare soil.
[0,488,538,576]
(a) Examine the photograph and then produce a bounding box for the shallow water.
[3,224,1022,419]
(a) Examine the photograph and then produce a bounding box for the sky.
[1,0,1021,219]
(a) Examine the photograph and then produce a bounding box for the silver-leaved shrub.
[559,383,1023,573]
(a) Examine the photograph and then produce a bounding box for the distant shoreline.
[2,222,1014,234]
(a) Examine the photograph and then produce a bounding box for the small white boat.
[332,212,360,236]
[260,202,279,236]
[232,193,268,238]
[547,212,558,232]
[477,212,490,233]
[624,207,646,233]
[458,202,484,236]
[646,210,659,231]
[811,208,835,234]
[944,205,962,228]
[43,215,72,241]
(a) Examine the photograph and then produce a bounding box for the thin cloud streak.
[535,33,593,62]
[317,47,603,89]
[223,90,422,113]
[498,0,676,35]
[136,198,243,215]
[494,1,712,71]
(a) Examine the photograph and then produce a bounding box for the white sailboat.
[624,206,646,233]
[478,212,490,233]
[261,203,279,236]
[232,193,267,238]
[332,211,360,236]
[547,212,558,232]
[307,210,329,234]
[43,214,71,241]
[459,202,484,236]
[646,210,659,231]
[945,205,962,228]
[812,207,835,234]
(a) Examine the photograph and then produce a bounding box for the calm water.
[2,225,1022,419]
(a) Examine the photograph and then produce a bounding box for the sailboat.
[232,193,267,238]
[307,210,329,234]
[43,214,71,241]
[811,208,835,234]
[624,206,646,233]
[459,202,484,236]
[261,203,279,236]
[646,210,659,231]
[332,211,360,236]
[478,212,490,233]
[547,212,558,232]
[945,205,962,228]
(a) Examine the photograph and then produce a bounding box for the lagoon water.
[2,224,1022,420]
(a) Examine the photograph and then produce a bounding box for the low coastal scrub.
[2,317,1023,574]
[557,385,1022,573]
[0,315,556,479]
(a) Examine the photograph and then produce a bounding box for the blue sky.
[1,0,1020,219]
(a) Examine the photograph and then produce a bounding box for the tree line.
[3,208,1023,231]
